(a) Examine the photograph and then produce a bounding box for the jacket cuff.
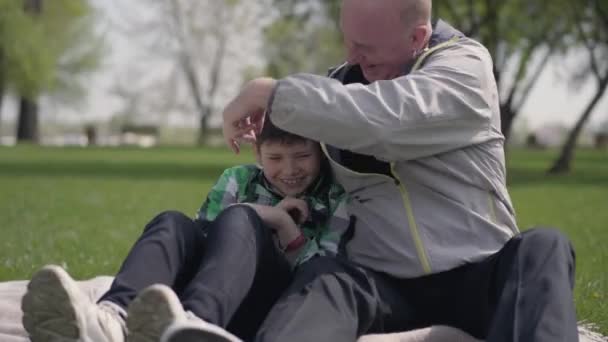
[266,79,282,121]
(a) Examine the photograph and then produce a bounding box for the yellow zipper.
[321,143,432,274]
[318,36,460,275]
[389,163,432,274]
[411,36,460,71]
[487,192,497,223]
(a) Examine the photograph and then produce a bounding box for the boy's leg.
[22,265,126,342]
[132,205,293,342]
[180,204,293,339]
[22,210,202,342]
[99,210,207,310]
[486,228,578,342]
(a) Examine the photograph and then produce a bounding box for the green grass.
[1,145,606,334]
[0,145,254,280]
[506,148,608,333]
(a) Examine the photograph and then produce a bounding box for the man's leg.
[381,228,578,342]
[246,227,576,342]
[487,228,578,342]
[254,256,412,342]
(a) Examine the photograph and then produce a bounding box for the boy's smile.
[256,140,322,197]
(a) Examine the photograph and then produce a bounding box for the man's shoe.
[126,284,187,342]
[21,265,126,342]
[161,320,242,342]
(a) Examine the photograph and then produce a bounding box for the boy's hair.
[257,119,309,146]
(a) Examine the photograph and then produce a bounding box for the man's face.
[256,140,322,197]
[340,0,414,81]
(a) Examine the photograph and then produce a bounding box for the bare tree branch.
[513,47,552,113]
[571,3,601,81]
[169,0,206,120]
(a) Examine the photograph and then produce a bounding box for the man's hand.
[222,77,278,153]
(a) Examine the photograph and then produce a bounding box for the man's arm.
[270,40,501,160]
[223,39,503,160]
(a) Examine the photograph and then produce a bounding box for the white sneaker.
[127,284,188,342]
[127,284,240,342]
[161,320,242,342]
[21,264,126,342]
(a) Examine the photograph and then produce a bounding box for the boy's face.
[256,140,322,197]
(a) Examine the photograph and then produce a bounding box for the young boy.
[21,120,350,342]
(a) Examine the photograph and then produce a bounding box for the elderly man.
[163,0,578,341]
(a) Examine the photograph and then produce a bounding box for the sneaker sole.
[21,265,86,342]
[127,284,184,342]
[161,321,241,342]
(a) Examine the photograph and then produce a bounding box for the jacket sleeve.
[268,39,503,161]
[195,167,247,223]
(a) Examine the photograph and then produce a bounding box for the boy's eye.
[268,156,282,161]
[296,154,311,159]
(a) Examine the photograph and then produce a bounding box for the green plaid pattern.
[196,165,351,267]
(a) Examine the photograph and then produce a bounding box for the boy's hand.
[242,204,301,246]
[276,197,309,225]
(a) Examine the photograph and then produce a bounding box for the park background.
[0,0,607,335]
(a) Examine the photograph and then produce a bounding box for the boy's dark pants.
[100,205,578,342]
[99,205,293,340]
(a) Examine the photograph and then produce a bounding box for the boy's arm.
[290,185,351,266]
[243,202,311,267]
[195,167,249,224]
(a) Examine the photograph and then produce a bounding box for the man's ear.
[411,24,430,51]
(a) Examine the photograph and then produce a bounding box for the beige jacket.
[268,22,518,278]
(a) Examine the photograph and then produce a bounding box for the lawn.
[0,145,606,334]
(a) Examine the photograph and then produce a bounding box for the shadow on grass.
[0,160,236,181]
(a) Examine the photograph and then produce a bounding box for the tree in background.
[433,0,576,141]
[264,0,343,77]
[549,0,608,174]
[264,1,582,143]
[115,0,268,145]
[0,0,102,143]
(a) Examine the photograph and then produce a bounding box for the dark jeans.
[100,206,578,342]
[99,205,293,340]
[257,228,578,342]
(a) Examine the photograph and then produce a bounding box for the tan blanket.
[1,277,603,342]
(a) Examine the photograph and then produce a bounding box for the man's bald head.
[341,0,431,27]
[400,0,432,28]
[340,0,433,81]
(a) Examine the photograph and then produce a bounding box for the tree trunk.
[0,84,4,131]
[500,104,515,141]
[197,105,210,146]
[23,0,42,13]
[16,96,39,143]
[548,78,608,174]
